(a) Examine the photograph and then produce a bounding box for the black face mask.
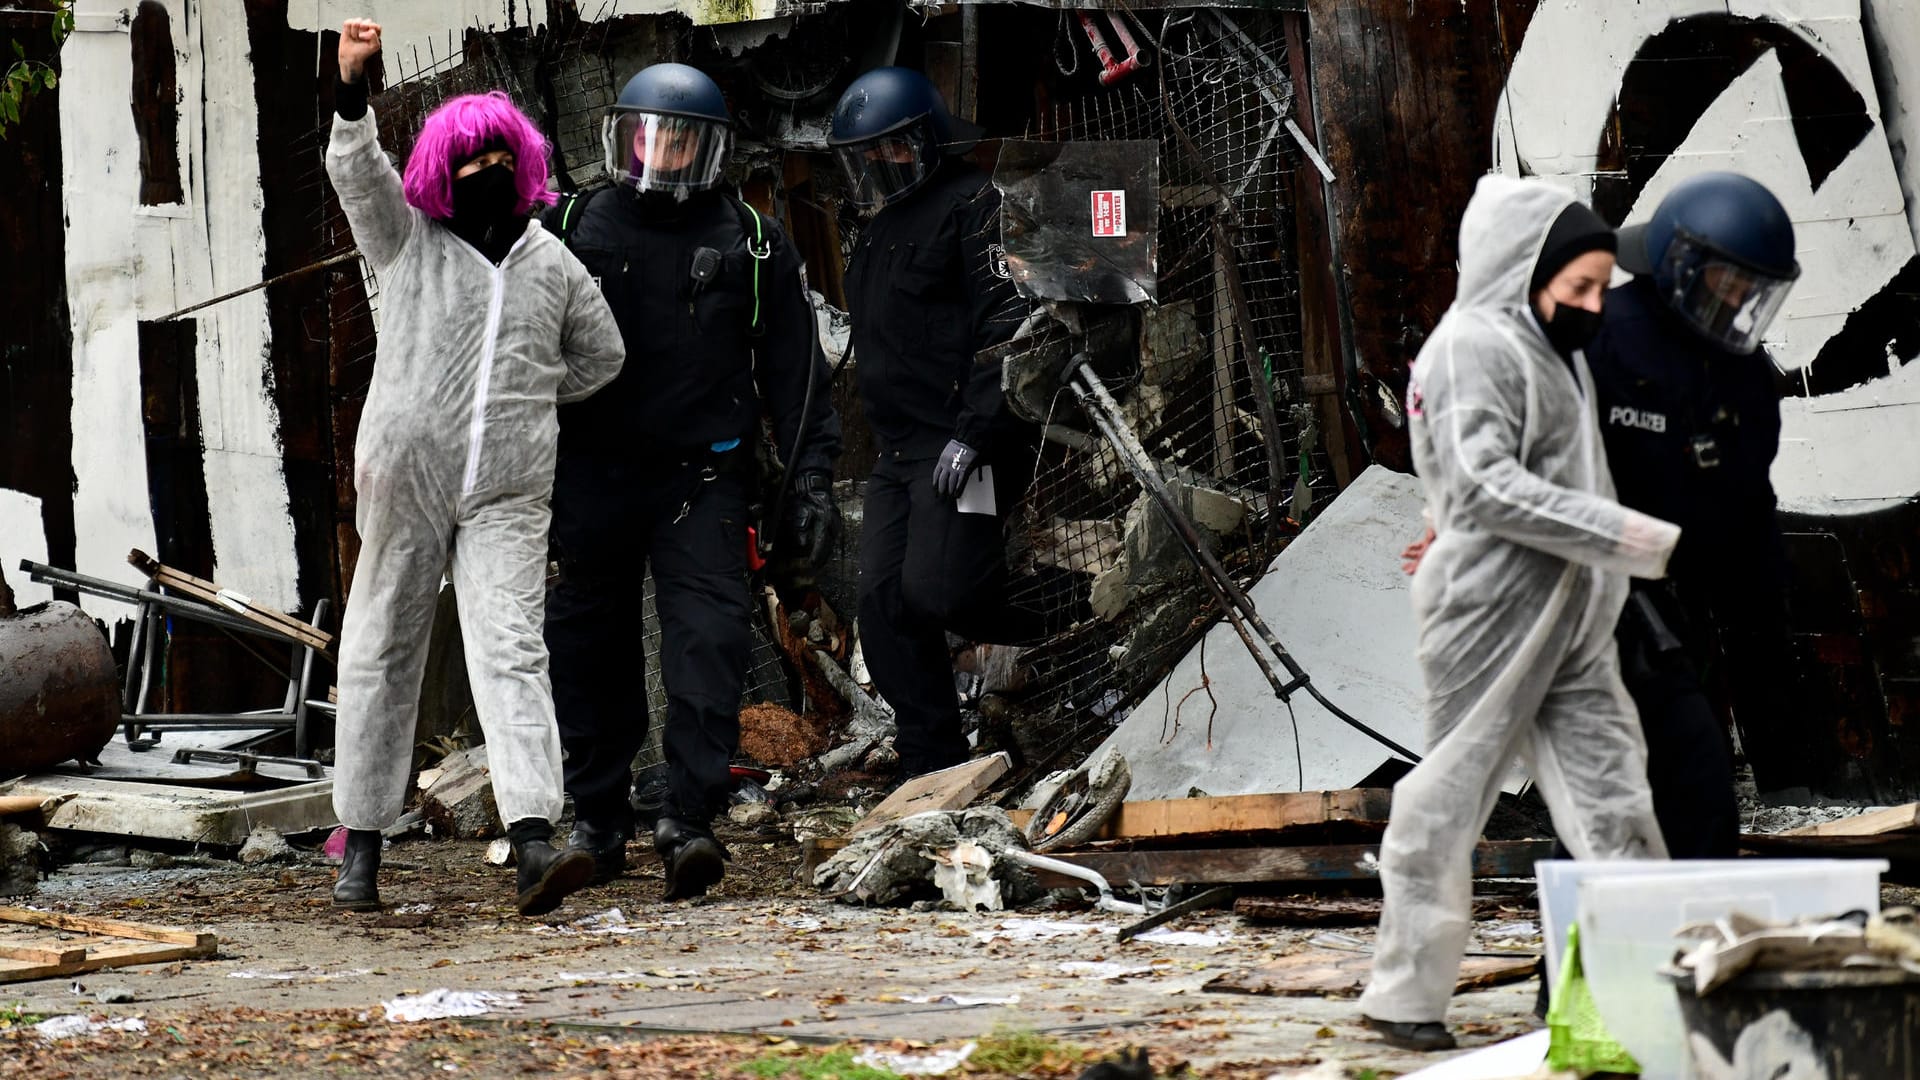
[1537,301,1604,356]
[447,163,524,262]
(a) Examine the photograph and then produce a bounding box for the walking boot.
[1361,1015,1457,1052]
[507,819,594,917]
[653,817,727,901]
[331,829,383,911]
[565,818,631,886]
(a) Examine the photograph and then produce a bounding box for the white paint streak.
[0,489,54,607]
[61,4,161,595]
[1497,0,1920,515]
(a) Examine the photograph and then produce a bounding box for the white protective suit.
[1357,176,1679,1024]
[325,110,625,832]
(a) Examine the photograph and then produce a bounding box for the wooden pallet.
[0,907,216,983]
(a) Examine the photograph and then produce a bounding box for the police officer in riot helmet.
[1589,171,1807,851]
[828,67,1045,781]
[545,62,841,900]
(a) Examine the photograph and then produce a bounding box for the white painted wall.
[0,489,54,608]
[61,0,299,609]
[1495,0,1920,516]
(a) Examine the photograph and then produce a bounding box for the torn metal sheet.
[994,139,1159,305]
[1088,466,1528,797]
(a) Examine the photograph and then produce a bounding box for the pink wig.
[401,91,558,219]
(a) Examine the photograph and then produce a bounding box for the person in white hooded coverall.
[324,21,626,917]
[1356,176,1679,1050]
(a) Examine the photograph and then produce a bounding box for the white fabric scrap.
[1131,927,1232,947]
[383,989,521,1023]
[854,1040,977,1075]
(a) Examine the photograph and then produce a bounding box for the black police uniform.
[543,187,840,839]
[1585,275,1802,855]
[845,161,1040,778]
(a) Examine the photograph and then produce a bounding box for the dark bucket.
[1666,966,1920,1079]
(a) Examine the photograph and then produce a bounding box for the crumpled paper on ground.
[382,989,521,1022]
[34,1015,147,1039]
[1674,908,1920,994]
[854,1040,977,1075]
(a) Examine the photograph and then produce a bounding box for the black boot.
[331,829,382,912]
[1361,1015,1457,1052]
[566,818,631,886]
[508,819,594,917]
[654,817,727,901]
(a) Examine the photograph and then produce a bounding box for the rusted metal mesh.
[977,9,1332,762]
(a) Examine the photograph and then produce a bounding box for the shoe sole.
[332,894,382,912]
[516,850,596,917]
[662,838,725,901]
[1361,1017,1456,1052]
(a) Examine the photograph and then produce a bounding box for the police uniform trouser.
[545,452,751,830]
[1618,588,1740,859]
[858,454,1049,777]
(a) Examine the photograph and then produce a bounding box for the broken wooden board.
[1028,840,1556,888]
[0,906,216,983]
[1011,789,1393,846]
[848,753,1011,836]
[0,774,336,846]
[1203,947,1537,998]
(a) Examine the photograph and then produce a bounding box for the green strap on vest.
[739,199,769,338]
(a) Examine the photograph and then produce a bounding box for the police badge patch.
[987,243,1012,281]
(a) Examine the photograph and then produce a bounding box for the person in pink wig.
[324,19,625,917]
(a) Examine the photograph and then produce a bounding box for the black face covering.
[1538,301,1604,356]
[626,184,704,222]
[448,163,524,263]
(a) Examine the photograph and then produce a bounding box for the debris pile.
[814,808,1042,909]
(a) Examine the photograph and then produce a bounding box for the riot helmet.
[603,64,733,200]
[827,67,959,208]
[1616,172,1800,355]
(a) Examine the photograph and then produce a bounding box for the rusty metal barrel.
[0,565,120,779]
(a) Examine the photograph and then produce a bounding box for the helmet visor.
[603,111,732,197]
[832,127,937,208]
[1663,234,1798,354]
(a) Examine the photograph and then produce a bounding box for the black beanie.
[1529,202,1617,295]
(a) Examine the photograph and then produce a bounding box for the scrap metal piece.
[1118,885,1234,943]
[0,565,119,780]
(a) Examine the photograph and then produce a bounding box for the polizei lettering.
[1607,405,1668,433]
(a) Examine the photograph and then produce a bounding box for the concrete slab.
[1091,465,1526,797]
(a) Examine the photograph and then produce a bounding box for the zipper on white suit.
[460,234,530,498]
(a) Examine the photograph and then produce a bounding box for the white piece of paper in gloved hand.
[957,465,996,516]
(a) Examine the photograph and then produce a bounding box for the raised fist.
[338,19,382,82]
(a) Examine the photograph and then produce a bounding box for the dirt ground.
[0,824,1543,1079]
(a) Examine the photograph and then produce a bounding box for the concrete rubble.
[814,808,1043,908]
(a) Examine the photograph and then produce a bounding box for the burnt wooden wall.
[0,3,76,600]
[1304,0,1535,473]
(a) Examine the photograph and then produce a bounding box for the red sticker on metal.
[1091,190,1127,237]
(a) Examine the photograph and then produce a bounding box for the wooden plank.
[0,795,69,817]
[129,550,334,653]
[849,753,1011,836]
[1780,803,1920,838]
[1233,894,1521,927]
[0,906,215,948]
[1031,840,1555,887]
[0,939,215,984]
[0,942,88,965]
[1077,790,1393,843]
[1204,948,1535,998]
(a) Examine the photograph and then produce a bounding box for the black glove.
[783,471,840,569]
[931,439,981,500]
